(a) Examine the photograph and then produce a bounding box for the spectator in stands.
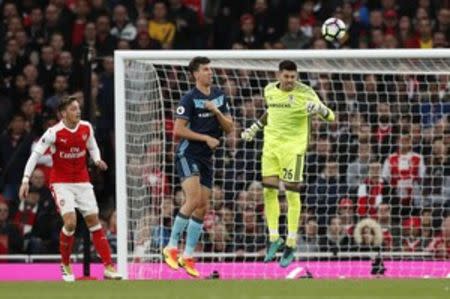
[420,208,434,250]
[383,9,398,36]
[307,161,348,227]
[426,216,450,259]
[280,15,310,49]
[23,64,39,87]
[203,222,233,254]
[433,31,448,48]
[372,101,396,159]
[417,18,433,48]
[252,0,278,48]
[45,75,68,111]
[10,74,29,105]
[354,218,383,252]
[0,197,23,254]
[423,138,450,206]
[27,6,46,48]
[337,198,356,237]
[376,203,394,251]
[234,202,266,259]
[382,132,426,218]
[305,133,330,184]
[71,0,91,49]
[357,161,389,218]
[401,216,423,252]
[418,77,450,128]
[110,5,137,42]
[12,186,58,254]
[56,51,82,91]
[95,13,116,57]
[168,0,200,49]
[38,45,57,96]
[397,16,419,48]
[322,216,353,254]
[297,217,320,253]
[0,113,33,202]
[232,13,262,49]
[20,97,42,134]
[347,143,371,189]
[148,1,175,49]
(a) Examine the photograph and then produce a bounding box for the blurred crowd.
[0,0,449,261]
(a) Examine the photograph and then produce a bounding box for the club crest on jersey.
[288,94,295,104]
[82,134,87,141]
[59,199,65,207]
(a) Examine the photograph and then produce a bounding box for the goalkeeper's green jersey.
[263,81,334,154]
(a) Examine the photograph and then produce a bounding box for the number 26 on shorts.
[282,168,293,180]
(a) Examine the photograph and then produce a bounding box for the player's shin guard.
[285,191,301,248]
[183,217,203,257]
[59,227,75,265]
[167,213,189,248]
[90,224,113,266]
[263,187,280,241]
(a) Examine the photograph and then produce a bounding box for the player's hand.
[95,160,108,171]
[306,101,328,117]
[241,121,263,142]
[205,136,220,150]
[19,182,29,201]
[204,101,219,114]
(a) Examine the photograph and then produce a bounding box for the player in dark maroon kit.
[19,96,121,282]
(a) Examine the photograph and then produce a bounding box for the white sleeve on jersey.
[31,141,53,167]
[33,128,56,155]
[86,123,101,163]
[22,129,56,181]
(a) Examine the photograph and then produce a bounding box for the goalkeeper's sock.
[286,191,301,248]
[263,187,280,242]
[90,224,113,266]
[183,217,203,257]
[59,227,75,265]
[167,213,189,248]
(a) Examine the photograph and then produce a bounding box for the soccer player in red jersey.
[19,96,121,282]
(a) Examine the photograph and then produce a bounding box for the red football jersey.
[33,120,99,183]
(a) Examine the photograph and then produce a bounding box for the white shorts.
[50,183,99,217]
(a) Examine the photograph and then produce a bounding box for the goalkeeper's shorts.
[262,150,305,183]
[176,155,213,188]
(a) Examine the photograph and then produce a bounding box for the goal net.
[115,50,450,280]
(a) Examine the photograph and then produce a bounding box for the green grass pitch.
[0,279,448,299]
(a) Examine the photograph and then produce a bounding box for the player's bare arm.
[174,118,219,150]
[204,100,234,134]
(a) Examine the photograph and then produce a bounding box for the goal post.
[115,49,450,280]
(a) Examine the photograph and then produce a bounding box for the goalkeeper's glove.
[306,101,329,118]
[241,120,263,142]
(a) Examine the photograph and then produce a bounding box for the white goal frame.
[114,49,450,279]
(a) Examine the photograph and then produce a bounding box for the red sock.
[59,229,74,265]
[91,227,112,266]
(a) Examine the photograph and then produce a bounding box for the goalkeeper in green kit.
[241,60,335,267]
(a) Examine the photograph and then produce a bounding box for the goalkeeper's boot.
[279,246,296,268]
[264,238,284,262]
[61,263,75,282]
[162,247,179,270]
[104,265,123,280]
[178,256,200,278]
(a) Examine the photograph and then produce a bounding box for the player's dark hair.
[58,95,78,112]
[188,56,211,74]
[278,60,297,72]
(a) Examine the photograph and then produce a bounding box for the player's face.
[278,70,297,91]
[63,100,81,124]
[194,64,213,87]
